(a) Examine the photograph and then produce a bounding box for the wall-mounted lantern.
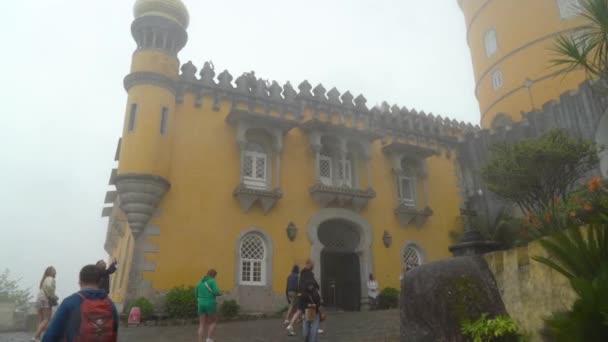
[286,222,297,241]
[383,230,392,248]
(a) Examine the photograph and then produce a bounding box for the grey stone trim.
[233,227,274,288]
[145,226,161,236]
[309,183,376,212]
[101,207,113,218]
[176,62,478,140]
[306,208,374,307]
[141,262,156,272]
[394,205,433,228]
[233,184,282,214]
[382,141,439,159]
[399,240,427,266]
[108,168,117,186]
[114,138,122,161]
[124,72,177,95]
[131,16,188,55]
[114,173,170,237]
[104,191,118,204]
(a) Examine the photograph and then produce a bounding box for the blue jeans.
[302,314,320,342]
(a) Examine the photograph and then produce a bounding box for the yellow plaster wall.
[109,225,134,304]
[460,0,586,128]
[135,94,462,294]
[484,241,576,341]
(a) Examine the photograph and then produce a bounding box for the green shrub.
[165,285,197,319]
[377,287,399,310]
[461,313,525,342]
[219,299,240,319]
[124,297,155,319]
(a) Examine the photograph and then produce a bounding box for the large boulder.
[401,256,508,342]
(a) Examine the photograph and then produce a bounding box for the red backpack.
[72,293,116,342]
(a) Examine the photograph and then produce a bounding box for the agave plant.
[550,0,608,82]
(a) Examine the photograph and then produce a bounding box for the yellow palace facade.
[101,0,472,312]
[458,0,587,129]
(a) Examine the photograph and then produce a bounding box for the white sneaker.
[287,325,296,336]
[318,329,324,334]
[206,338,214,342]
[284,319,290,325]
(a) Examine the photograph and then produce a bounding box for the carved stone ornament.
[394,205,433,228]
[309,183,376,212]
[382,230,392,248]
[286,222,297,241]
[233,183,282,214]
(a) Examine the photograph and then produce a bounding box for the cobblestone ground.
[0,309,399,342]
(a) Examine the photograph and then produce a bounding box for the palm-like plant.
[550,0,608,81]
[532,220,608,281]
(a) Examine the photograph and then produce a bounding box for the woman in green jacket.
[196,269,221,342]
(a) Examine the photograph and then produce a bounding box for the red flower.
[583,203,593,212]
[588,177,601,192]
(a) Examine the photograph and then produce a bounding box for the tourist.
[299,280,323,342]
[287,259,324,336]
[32,266,57,342]
[368,273,379,310]
[42,265,118,342]
[196,269,221,342]
[96,258,118,294]
[284,265,300,325]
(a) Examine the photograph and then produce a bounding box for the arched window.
[239,234,266,285]
[484,29,498,57]
[402,244,423,271]
[491,69,504,90]
[319,148,333,186]
[243,142,267,190]
[338,153,353,187]
[398,160,417,207]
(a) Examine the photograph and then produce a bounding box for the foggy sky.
[0,0,477,300]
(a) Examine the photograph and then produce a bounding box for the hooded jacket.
[98,262,117,293]
[42,288,118,342]
[298,268,319,294]
[195,275,221,305]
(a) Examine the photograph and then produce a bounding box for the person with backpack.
[42,264,118,342]
[299,280,323,342]
[287,259,324,336]
[195,269,221,342]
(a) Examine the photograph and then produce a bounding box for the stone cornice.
[233,184,282,214]
[299,119,381,141]
[309,183,376,212]
[394,205,433,228]
[124,72,177,95]
[226,109,298,132]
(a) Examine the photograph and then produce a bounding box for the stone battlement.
[175,61,480,140]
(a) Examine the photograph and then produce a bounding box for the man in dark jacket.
[287,259,322,336]
[96,258,118,294]
[284,265,300,325]
[42,265,119,342]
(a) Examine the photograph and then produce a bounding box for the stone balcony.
[309,183,376,212]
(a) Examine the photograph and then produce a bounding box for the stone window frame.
[313,135,366,189]
[234,227,274,288]
[128,103,138,132]
[160,107,169,135]
[483,28,498,58]
[400,241,425,268]
[397,162,418,208]
[491,68,504,91]
[557,0,581,19]
[242,141,269,190]
[393,157,426,209]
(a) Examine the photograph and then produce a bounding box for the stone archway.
[307,208,373,310]
[597,111,608,178]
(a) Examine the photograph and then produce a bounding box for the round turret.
[134,0,190,29]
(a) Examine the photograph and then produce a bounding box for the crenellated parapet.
[456,78,608,221]
[175,61,479,146]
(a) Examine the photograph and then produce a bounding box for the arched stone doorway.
[307,208,373,311]
[597,111,608,178]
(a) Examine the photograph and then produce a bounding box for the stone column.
[311,144,321,182]
[238,140,248,183]
[420,160,429,208]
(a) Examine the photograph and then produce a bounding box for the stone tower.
[115,0,189,299]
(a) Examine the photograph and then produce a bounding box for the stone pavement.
[0,309,399,342]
